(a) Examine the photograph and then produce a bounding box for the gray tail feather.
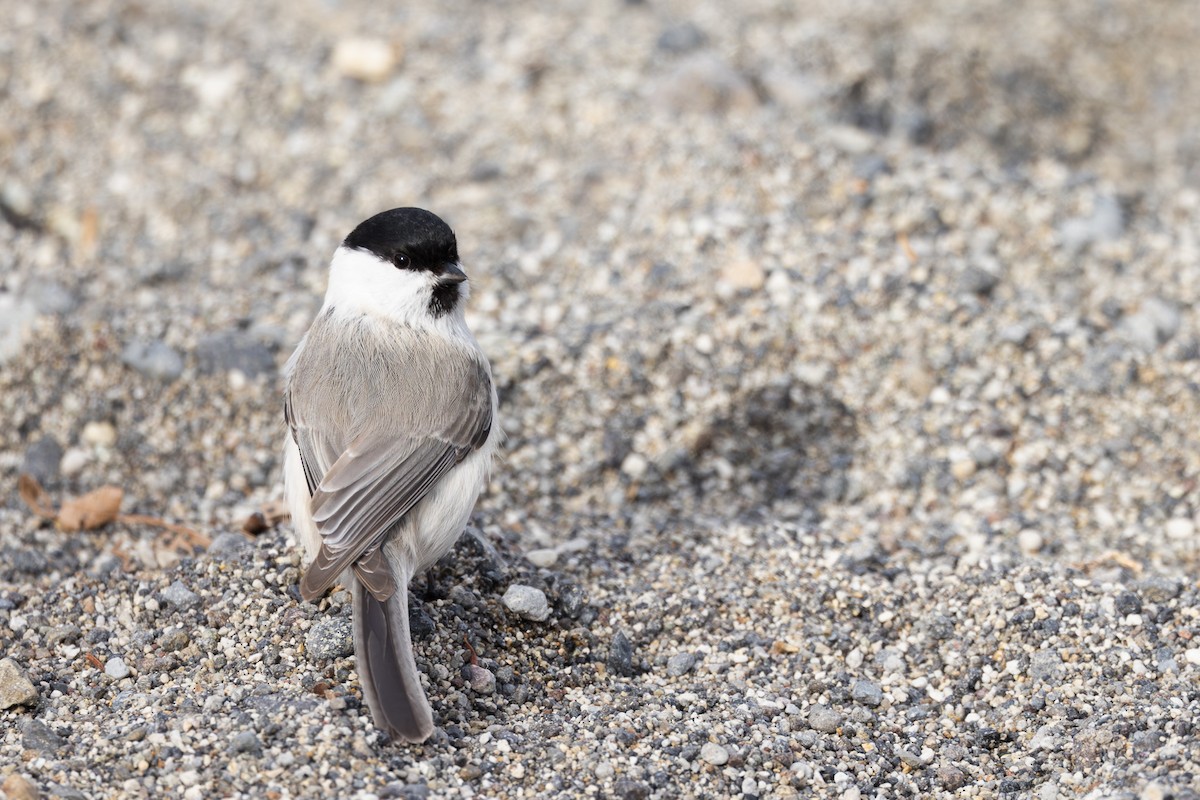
[353,576,434,742]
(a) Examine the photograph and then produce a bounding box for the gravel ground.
[3,0,1200,798]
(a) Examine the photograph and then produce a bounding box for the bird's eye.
[393,253,410,269]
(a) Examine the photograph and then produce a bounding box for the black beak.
[439,263,468,284]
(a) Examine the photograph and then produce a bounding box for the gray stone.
[699,741,729,765]
[21,719,65,753]
[666,652,696,677]
[1030,649,1063,682]
[47,624,82,646]
[0,658,38,709]
[25,279,80,315]
[161,580,201,610]
[1118,298,1181,352]
[306,616,354,661]
[206,531,253,559]
[656,22,708,54]
[463,664,496,695]
[195,330,277,377]
[850,679,883,707]
[501,584,551,621]
[1139,577,1183,603]
[808,705,842,733]
[158,628,190,651]
[230,730,261,754]
[1059,194,1124,253]
[20,437,63,488]
[958,264,1001,296]
[121,339,185,381]
[607,630,635,677]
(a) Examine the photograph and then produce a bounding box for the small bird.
[282,207,499,742]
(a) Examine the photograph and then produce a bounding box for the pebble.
[1059,194,1124,253]
[1018,529,1044,554]
[1119,298,1182,352]
[1164,517,1195,540]
[25,279,80,315]
[81,420,118,448]
[59,447,89,476]
[525,548,559,568]
[463,664,496,695]
[331,37,400,82]
[20,437,63,488]
[850,680,883,707]
[21,719,65,754]
[666,652,696,677]
[656,22,708,54]
[719,258,766,291]
[306,617,354,661]
[229,730,261,754]
[105,657,131,680]
[699,742,729,766]
[121,339,185,381]
[1184,649,1200,666]
[1,774,39,800]
[607,631,635,677]
[206,531,253,559]
[161,580,201,610]
[501,584,551,621]
[808,705,842,733]
[0,293,37,364]
[0,658,39,709]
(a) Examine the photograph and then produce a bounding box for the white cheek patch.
[322,246,437,324]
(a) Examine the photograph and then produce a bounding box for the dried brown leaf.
[17,474,58,520]
[57,486,123,531]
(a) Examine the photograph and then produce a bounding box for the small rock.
[195,330,276,377]
[525,548,558,568]
[463,664,496,695]
[1184,648,1200,666]
[1139,576,1183,602]
[502,585,551,622]
[81,420,118,448]
[808,705,842,733]
[161,580,201,610]
[121,339,185,381]
[700,742,729,766]
[1114,591,1142,616]
[306,616,354,661]
[850,679,883,707]
[1165,517,1195,540]
[613,778,652,800]
[608,631,635,676]
[20,437,64,489]
[332,37,400,82]
[59,447,89,476]
[0,293,37,364]
[719,258,766,291]
[1017,529,1044,554]
[666,652,696,677]
[620,452,649,479]
[959,264,1001,296]
[25,280,79,315]
[936,765,967,790]
[47,624,82,646]
[0,658,39,709]
[1,774,39,800]
[206,531,253,559]
[230,730,261,754]
[648,53,757,114]
[656,22,708,54]
[158,628,190,651]
[21,719,65,754]
[105,657,131,680]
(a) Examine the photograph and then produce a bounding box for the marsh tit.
[283,207,499,742]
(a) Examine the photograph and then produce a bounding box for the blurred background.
[2,0,1199,568]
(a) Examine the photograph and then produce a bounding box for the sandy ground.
[2,1,1199,798]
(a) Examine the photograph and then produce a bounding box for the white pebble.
[82,421,117,448]
[332,38,399,82]
[60,447,89,476]
[105,657,131,680]
[525,548,559,568]
[502,584,551,622]
[1165,517,1195,539]
[1184,648,1200,666]
[700,741,729,765]
[621,453,648,479]
[1018,529,1044,554]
